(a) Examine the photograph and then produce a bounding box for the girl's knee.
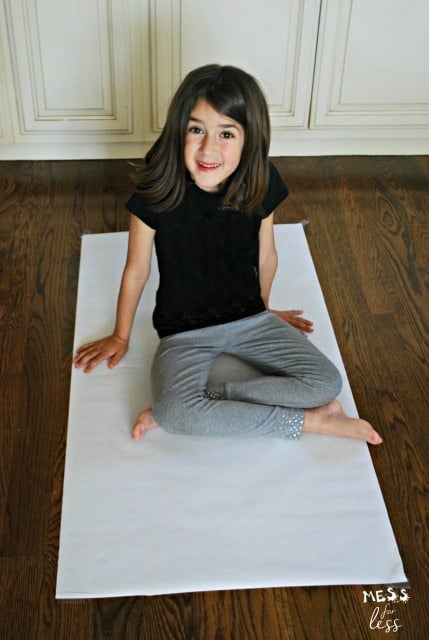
[325,363,343,400]
[152,396,195,435]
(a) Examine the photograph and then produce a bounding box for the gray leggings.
[151,311,342,439]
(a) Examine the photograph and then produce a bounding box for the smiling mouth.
[197,162,221,171]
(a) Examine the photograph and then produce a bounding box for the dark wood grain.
[0,157,427,640]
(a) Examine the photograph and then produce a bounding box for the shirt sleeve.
[125,191,159,229]
[261,163,289,217]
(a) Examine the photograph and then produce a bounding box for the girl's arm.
[73,215,155,373]
[258,213,278,308]
[259,214,313,335]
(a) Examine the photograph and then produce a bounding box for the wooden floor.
[0,157,428,639]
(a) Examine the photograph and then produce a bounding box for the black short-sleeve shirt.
[126,162,288,337]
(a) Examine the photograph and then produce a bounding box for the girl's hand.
[73,335,129,373]
[271,309,314,336]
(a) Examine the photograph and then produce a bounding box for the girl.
[74,64,382,446]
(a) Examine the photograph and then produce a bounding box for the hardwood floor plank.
[192,589,297,640]
[93,594,195,640]
[0,557,44,640]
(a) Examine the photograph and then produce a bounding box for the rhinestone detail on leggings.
[279,411,304,440]
[204,388,226,401]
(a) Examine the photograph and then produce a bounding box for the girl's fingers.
[83,351,111,373]
[74,349,99,367]
[75,347,107,369]
[107,357,120,369]
[73,337,128,372]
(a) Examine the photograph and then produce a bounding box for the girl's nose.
[200,133,217,154]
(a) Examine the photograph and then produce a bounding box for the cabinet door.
[311,0,429,127]
[3,0,149,142]
[150,0,321,132]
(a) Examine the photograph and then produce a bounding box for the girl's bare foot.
[303,400,382,445]
[132,406,159,440]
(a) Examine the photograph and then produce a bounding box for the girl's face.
[184,98,245,193]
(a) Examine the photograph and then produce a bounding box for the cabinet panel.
[311,0,429,127]
[4,0,148,140]
[150,0,320,132]
[149,0,182,132]
[0,0,13,142]
[0,73,13,144]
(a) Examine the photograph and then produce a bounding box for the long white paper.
[56,224,406,598]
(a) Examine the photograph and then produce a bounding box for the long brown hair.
[131,64,271,214]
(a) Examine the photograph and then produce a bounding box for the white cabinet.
[1,0,428,158]
[1,0,151,153]
[7,0,133,136]
[151,0,320,130]
[311,0,429,128]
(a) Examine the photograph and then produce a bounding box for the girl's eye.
[220,131,234,139]
[188,126,203,134]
